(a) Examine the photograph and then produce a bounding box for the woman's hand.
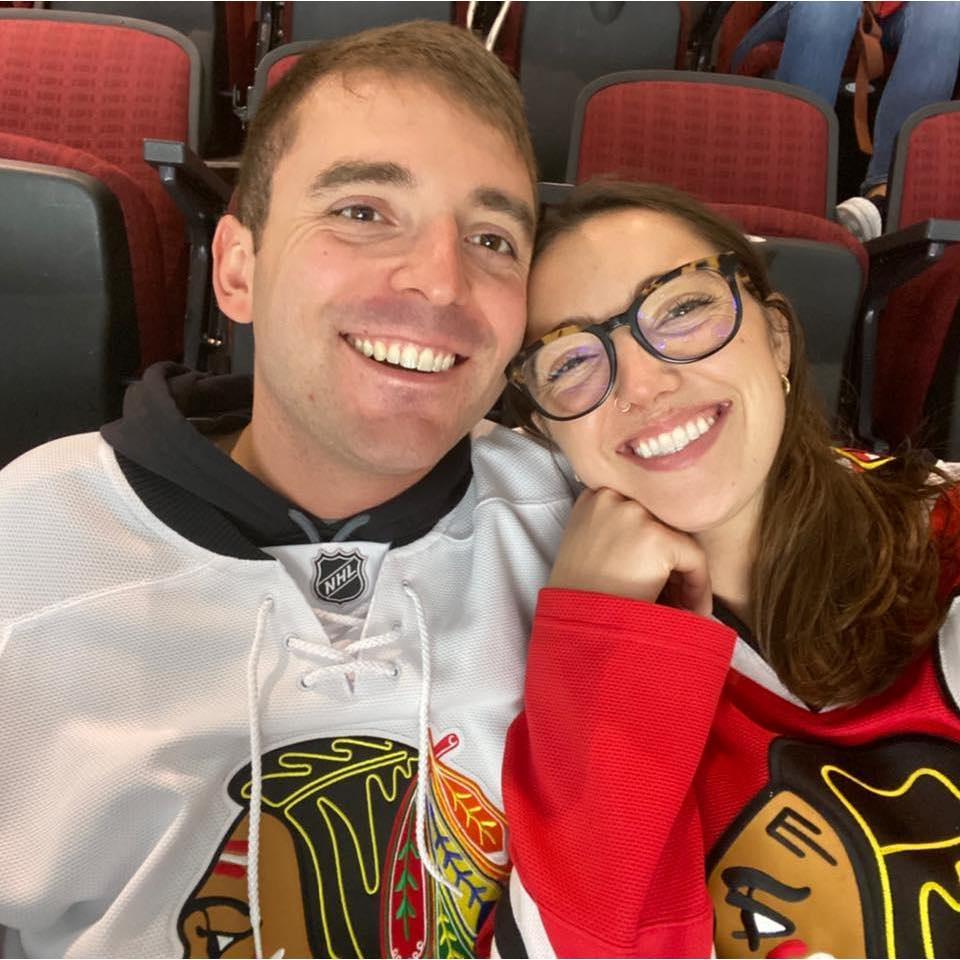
[548,487,712,616]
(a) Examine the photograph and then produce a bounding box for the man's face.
[237,71,534,481]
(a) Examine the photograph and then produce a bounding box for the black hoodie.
[101,363,473,560]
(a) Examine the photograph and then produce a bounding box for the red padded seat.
[709,202,868,278]
[570,72,838,217]
[893,109,960,228]
[874,249,960,446]
[0,11,201,358]
[873,103,960,449]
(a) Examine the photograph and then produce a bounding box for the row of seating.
[3,2,698,169]
[2,5,959,474]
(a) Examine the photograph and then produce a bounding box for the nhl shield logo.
[313,549,367,605]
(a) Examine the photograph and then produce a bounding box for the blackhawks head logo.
[708,735,960,958]
[178,733,508,958]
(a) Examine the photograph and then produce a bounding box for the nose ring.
[615,396,632,414]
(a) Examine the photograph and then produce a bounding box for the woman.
[495,181,960,959]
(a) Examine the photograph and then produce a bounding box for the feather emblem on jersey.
[832,447,896,472]
[425,732,509,958]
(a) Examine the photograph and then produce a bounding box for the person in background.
[495,180,960,958]
[732,1,960,240]
[0,21,573,959]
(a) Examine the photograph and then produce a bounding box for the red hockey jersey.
[497,488,960,958]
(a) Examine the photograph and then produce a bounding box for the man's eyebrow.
[307,161,416,195]
[470,187,535,241]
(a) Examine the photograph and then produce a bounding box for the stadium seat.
[247,40,308,115]
[870,101,960,455]
[886,101,960,232]
[518,3,682,181]
[42,1,250,156]
[284,1,452,41]
[0,8,202,358]
[713,203,864,419]
[0,131,172,368]
[0,157,139,466]
[454,1,705,84]
[248,4,458,117]
[567,70,838,217]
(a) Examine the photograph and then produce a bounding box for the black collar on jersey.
[102,362,473,558]
[712,598,756,650]
[714,597,827,712]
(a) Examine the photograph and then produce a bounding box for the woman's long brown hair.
[508,180,951,708]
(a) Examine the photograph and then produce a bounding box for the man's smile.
[345,335,461,373]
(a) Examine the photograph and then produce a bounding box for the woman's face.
[526,208,791,538]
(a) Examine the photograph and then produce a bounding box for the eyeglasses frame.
[507,252,754,422]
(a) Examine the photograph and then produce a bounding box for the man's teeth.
[633,414,716,459]
[351,337,455,372]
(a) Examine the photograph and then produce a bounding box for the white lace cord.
[402,581,461,897]
[287,619,399,687]
[246,596,273,960]
[485,0,511,51]
[466,0,477,30]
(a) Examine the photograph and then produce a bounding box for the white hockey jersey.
[0,423,571,958]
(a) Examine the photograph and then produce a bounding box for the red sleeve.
[502,588,736,958]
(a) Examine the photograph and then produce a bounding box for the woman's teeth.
[350,337,456,372]
[633,414,717,459]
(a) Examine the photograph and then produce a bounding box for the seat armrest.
[866,217,960,257]
[854,218,960,446]
[144,139,233,372]
[864,218,960,295]
[144,138,232,214]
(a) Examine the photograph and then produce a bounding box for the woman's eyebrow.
[537,316,596,338]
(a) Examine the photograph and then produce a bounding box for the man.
[0,22,571,958]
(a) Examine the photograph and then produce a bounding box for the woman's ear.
[765,299,793,377]
[212,214,255,325]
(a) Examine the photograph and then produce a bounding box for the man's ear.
[212,214,255,325]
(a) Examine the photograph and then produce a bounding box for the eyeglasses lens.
[522,332,611,420]
[637,269,736,360]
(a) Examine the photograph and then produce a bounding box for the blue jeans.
[731,1,960,189]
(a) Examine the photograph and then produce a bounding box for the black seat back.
[519,2,681,180]
[0,159,139,466]
[288,1,451,40]
[761,237,863,418]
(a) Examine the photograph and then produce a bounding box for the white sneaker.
[836,195,883,242]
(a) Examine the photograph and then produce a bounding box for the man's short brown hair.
[235,20,537,246]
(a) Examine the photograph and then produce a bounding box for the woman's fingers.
[548,487,712,614]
